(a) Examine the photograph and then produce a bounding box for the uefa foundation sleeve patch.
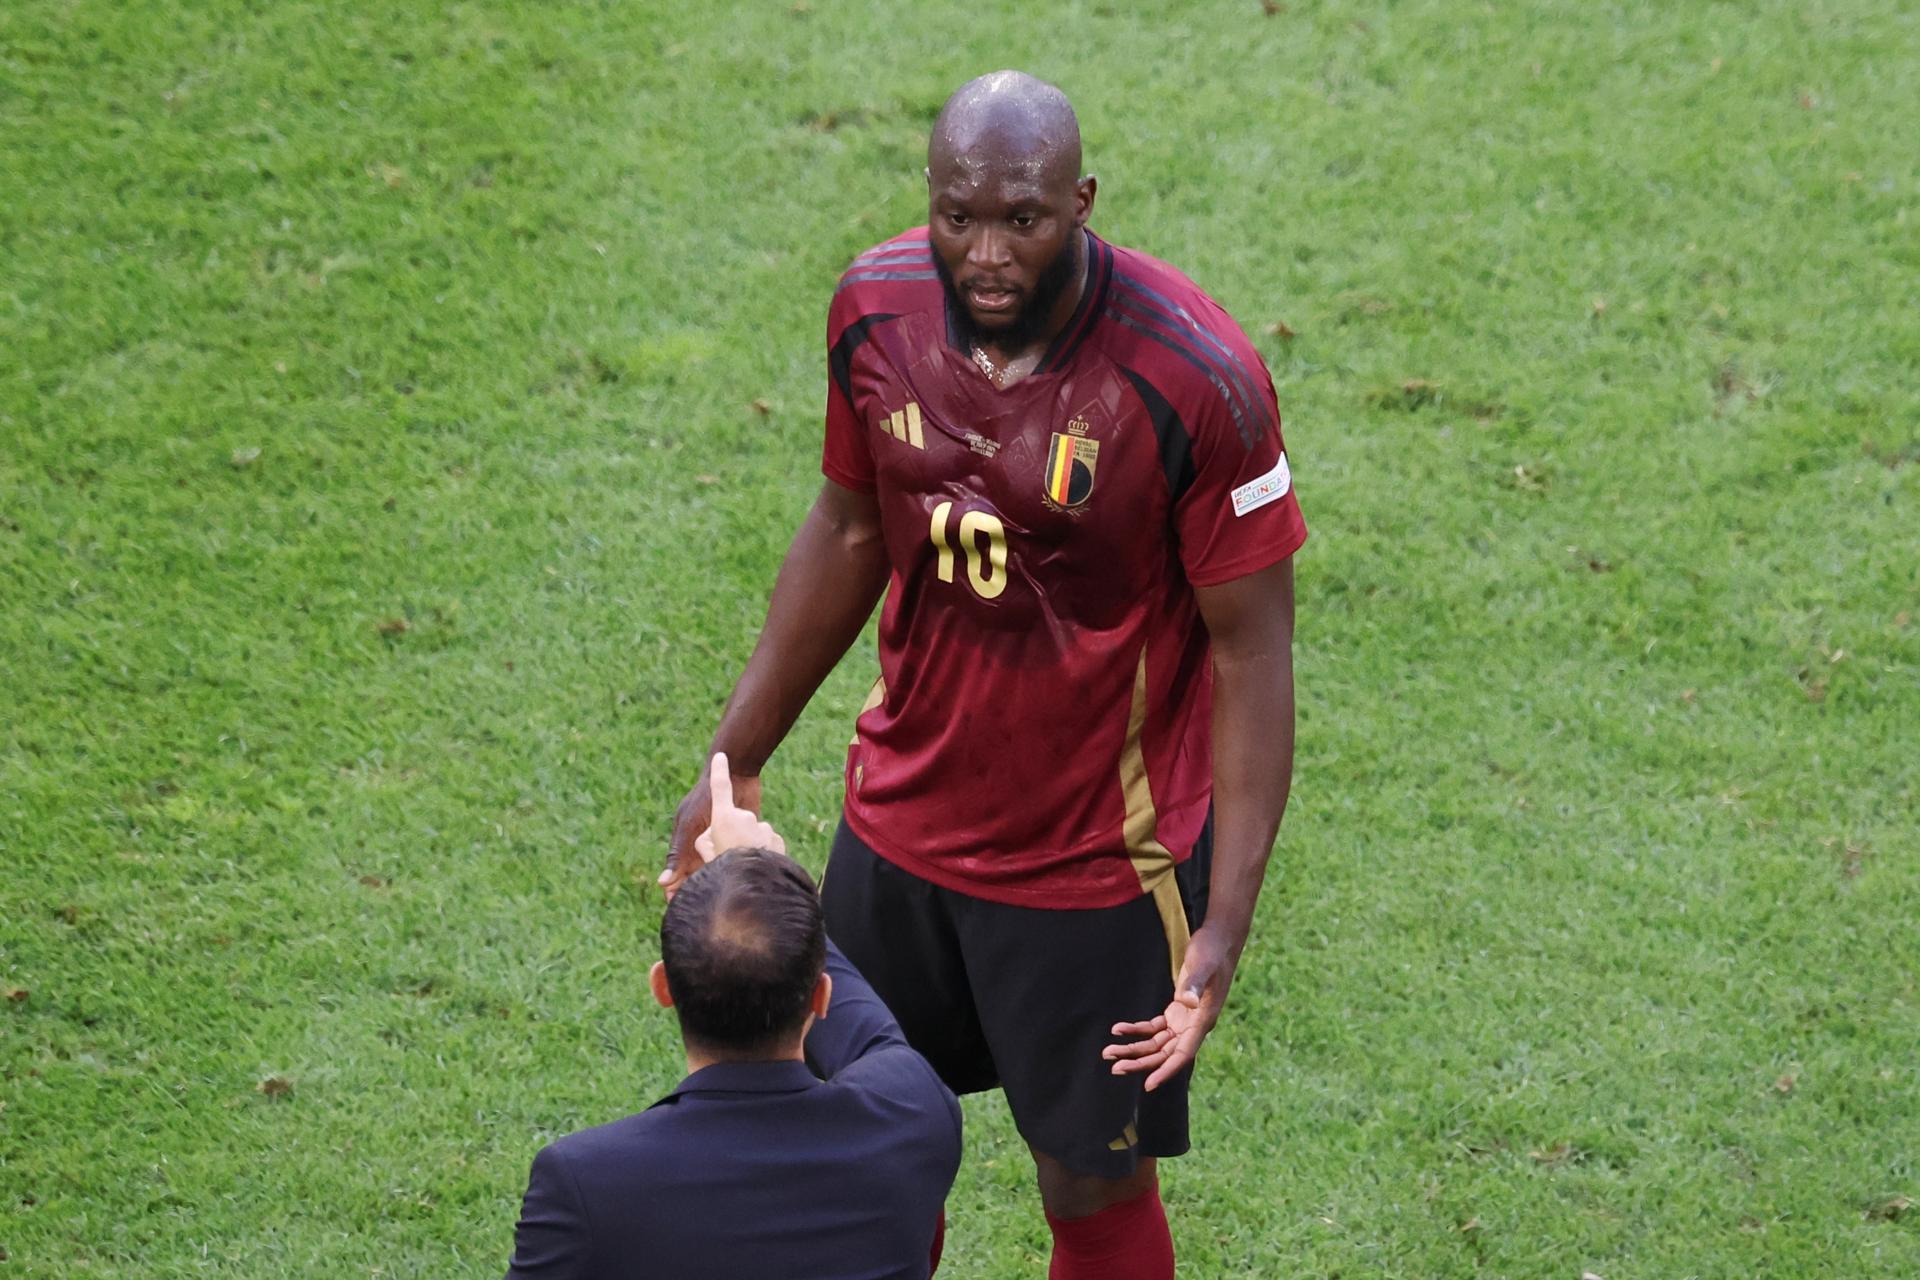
[1230,453,1292,517]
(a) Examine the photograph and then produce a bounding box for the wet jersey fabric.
[822,227,1306,908]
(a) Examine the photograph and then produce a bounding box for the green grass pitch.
[2,1,1916,1275]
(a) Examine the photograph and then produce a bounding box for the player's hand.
[695,753,784,863]
[1101,924,1240,1092]
[661,753,769,899]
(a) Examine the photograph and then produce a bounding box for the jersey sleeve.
[821,286,877,494]
[1173,348,1307,587]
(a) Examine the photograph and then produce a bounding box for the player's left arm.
[1103,556,1295,1090]
[1193,553,1297,956]
[1104,298,1303,1089]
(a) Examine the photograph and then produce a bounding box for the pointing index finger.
[708,752,734,814]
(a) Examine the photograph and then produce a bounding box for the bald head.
[929,70,1082,189]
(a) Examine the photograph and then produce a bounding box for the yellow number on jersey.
[929,501,1008,600]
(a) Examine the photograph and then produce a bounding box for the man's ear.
[1074,174,1098,228]
[810,970,833,1020]
[650,960,674,1010]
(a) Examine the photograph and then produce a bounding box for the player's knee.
[1032,1151,1157,1219]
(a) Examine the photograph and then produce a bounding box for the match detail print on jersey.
[1229,452,1291,517]
[1044,430,1100,509]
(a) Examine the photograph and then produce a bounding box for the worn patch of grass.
[3,1,1916,1276]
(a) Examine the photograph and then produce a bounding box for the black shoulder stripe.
[1108,271,1273,452]
[835,269,937,291]
[851,243,933,269]
[829,313,898,403]
[1119,365,1196,505]
[1111,311,1258,452]
[1110,273,1265,423]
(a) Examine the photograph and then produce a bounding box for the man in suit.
[504,754,961,1279]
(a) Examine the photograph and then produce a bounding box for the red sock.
[1044,1182,1174,1280]
[929,1209,946,1276]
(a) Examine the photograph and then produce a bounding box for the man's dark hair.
[659,848,826,1058]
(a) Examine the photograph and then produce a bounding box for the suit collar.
[658,1059,820,1102]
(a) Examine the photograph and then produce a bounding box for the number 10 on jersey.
[929,501,1008,600]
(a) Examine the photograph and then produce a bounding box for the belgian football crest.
[1043,421,1100,510]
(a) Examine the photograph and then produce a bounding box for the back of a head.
[659,848,826,1058]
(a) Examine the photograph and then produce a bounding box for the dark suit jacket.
[504,941,961,1280]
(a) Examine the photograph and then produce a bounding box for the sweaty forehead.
[932,146,1062,203]
[929,133,1079,204]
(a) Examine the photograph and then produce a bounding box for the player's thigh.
[819,819,996,1092]
[953,889,1191,1179]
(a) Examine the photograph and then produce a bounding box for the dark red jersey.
[822,228,1305,908]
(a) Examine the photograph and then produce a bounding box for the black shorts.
[819,816,1211,1180]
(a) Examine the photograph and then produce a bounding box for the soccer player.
[663,70,1304,1278]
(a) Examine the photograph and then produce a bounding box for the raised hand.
[661,753,770,899]
[695,752,784,862]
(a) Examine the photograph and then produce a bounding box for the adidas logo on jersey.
[880,402,925,449]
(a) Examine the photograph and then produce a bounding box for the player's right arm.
[660,478,888,894]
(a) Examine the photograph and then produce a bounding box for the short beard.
[936,230,1083,352]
